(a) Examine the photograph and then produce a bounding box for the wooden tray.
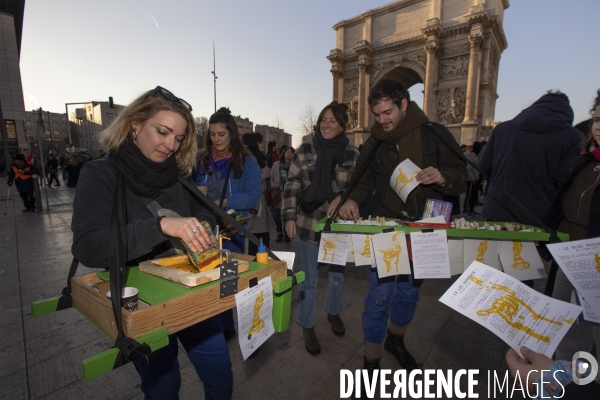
[71,255,286,340]
[139,255,250,287]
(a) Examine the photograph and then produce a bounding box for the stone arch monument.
[328,0,509,146]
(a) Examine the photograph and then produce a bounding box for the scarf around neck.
[109,138,180,198]
[305,130,349,203]
[370,101,429,168]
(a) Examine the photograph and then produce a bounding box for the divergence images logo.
[572,351,598,386]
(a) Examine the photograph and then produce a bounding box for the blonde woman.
[71,86,232,399]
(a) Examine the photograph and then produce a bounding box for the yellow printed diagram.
[476,240,489,263]
[394,167,419,193]
[321,236,336,262]
[378,232,403,273]
[360,235,371,258]
[470,276,574,343]
[511,241,531,270]
[595,253,600,273]
[247,291,265,339]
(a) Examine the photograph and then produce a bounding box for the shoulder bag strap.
[323,140,382,232]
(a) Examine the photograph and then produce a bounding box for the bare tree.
[274,116,285,130]
[194,116,209,148]
[298,104,318,138]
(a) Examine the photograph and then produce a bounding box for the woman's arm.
[271,161,280,187]
[225,156,262,211]
[71,161,169,268]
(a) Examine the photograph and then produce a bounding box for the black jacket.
[478,94,583,225]
[71,158,216,268]
[546,154,600,238]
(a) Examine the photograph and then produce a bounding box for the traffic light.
[109,97,114,108]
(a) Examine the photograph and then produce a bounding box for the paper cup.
[106,287,139,312]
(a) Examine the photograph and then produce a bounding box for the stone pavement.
[0,179,588,400]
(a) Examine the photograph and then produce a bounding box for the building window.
[5,120,16,139]
[26,121,32,126]
[61,115,66,121]
[53,130,60,136]
[52,115,58,121]
[53,122,59,128]
[106,112,116,118]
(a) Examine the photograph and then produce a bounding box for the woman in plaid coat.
[282,102,359,355]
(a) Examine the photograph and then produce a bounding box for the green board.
[96,261,276,305]
[314,217,568,242]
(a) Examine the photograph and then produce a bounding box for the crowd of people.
[7,82,599,399]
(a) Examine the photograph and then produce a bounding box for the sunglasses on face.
[146,86,193,112]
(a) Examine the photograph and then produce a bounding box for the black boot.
[303,327,321,355]
[275,234,283,242]
[384,330,418,371]
[355,357,380,399]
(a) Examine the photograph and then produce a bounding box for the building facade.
[233,115,254,135]
[255,124,292,148]
[70,101,125,156]
[23,110,71,155]
[0,11,27,157]
[328,0,509,146]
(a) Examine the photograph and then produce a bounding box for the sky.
[20,0,600,146]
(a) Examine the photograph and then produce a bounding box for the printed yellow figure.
[247,291,265,339]
[321,236,336,262]
[470,276,567,343]
[511,240,531,270]
[394,167,418,193]
[361,234,371,258]
[595,253,600,273]
[378,240,403,273]
[476,240,489,263]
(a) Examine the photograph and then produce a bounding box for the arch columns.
[461,25,483,144]
[422,18,442,121]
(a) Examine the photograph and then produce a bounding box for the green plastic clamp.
[31,296,61,317]
[82,328,169,381]
[272,271,305,332]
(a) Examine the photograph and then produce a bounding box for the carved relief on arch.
[344,77,359,96]
[345,101,359,131]
[438,87,467,124]
[371,60,396,85]
[486,47,500,90]
[439,55,470,81]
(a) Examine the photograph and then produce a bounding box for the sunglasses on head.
[146,86,193,112]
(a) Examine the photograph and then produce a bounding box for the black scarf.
[305,131,349,203]
[109,138,180,198]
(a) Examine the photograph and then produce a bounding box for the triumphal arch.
[328,0,509,146]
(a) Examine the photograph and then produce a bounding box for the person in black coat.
[46,155,60,186]
[477,91,583,226]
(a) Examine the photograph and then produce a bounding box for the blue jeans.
[363,269,421,344]
[270,206,284,236]
[134,316,233,400]
[297,239,345,328]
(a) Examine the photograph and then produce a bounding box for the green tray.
[96,262,272,305]
[314,217,568,242]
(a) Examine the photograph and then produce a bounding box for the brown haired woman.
[282,102,359,355]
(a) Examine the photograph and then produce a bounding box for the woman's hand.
[327,196,342,218]
[285,220,296,239]
[160,217,212,252]
[214,199,228,209]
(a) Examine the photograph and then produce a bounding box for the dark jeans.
[19,191,36,210]
[47,173,60,185]
[134,316,232,400]
[270,206,285,236]
[463,180,478,212]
